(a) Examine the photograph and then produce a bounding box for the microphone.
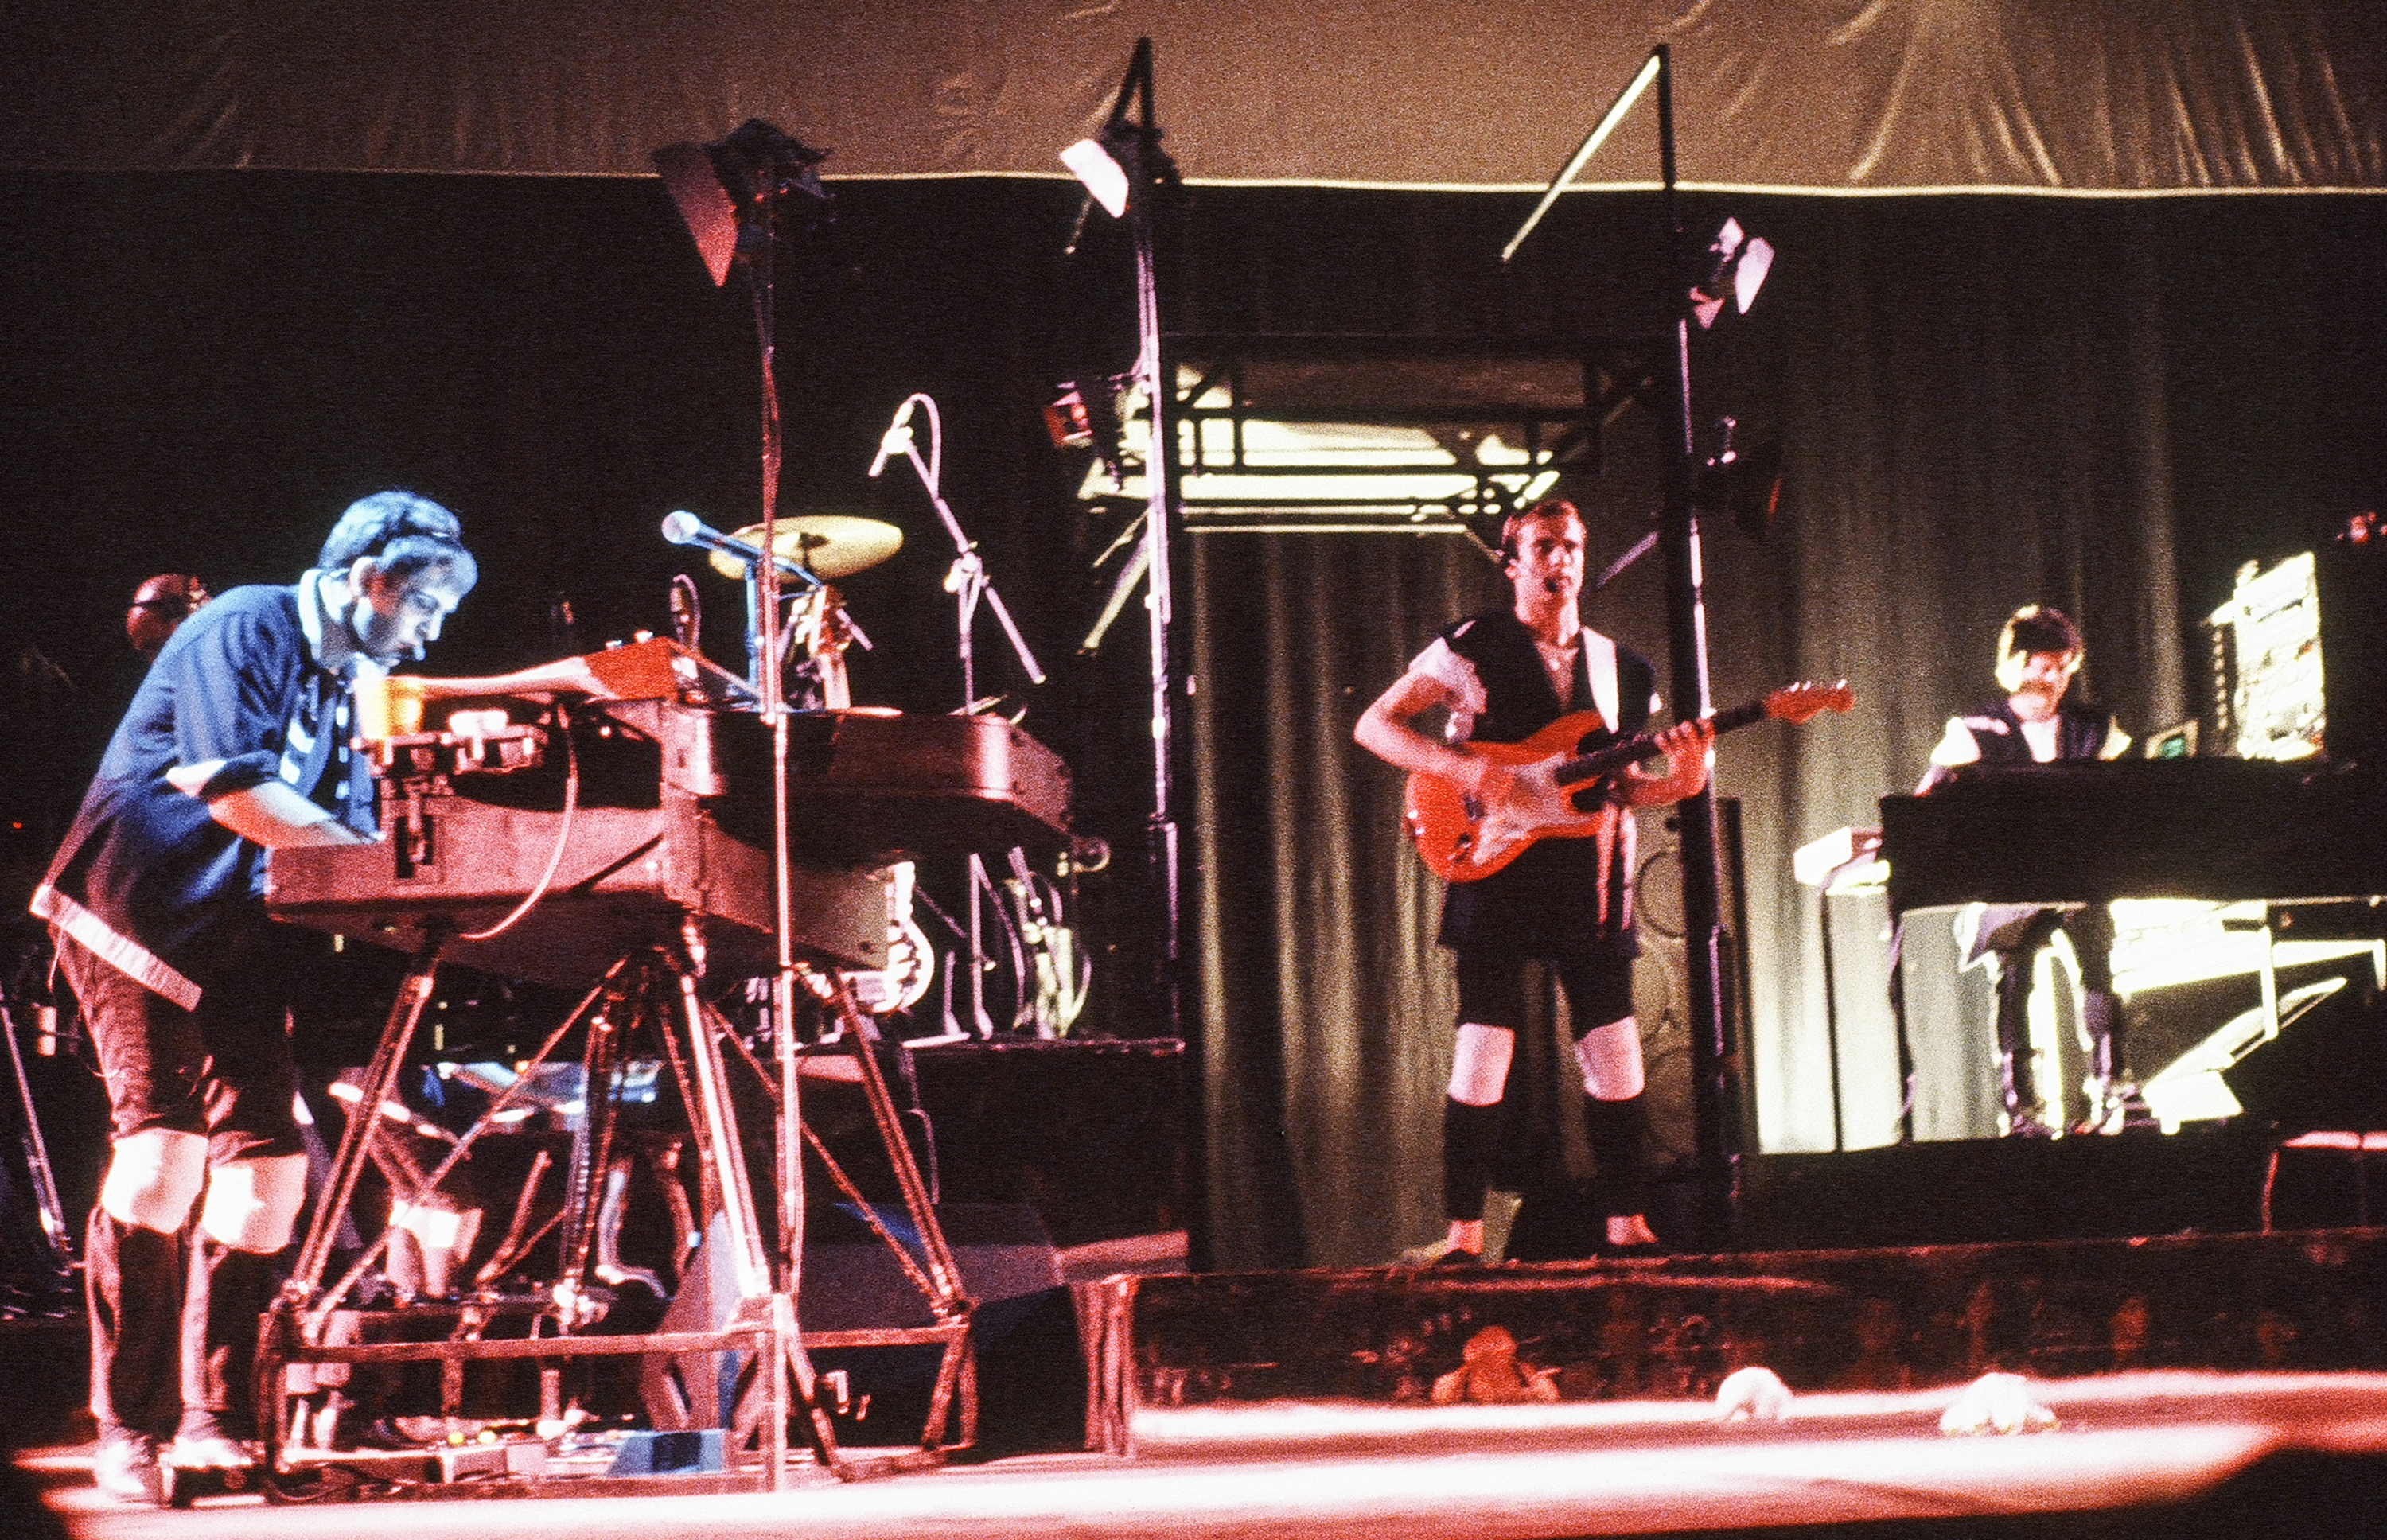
[660,511,815,582]
[867,399,919,479]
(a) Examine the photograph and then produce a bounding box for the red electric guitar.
[1404,681,1854,882]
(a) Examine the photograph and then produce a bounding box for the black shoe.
[2006,1109,2057,1139]
[1431,1248,1482,1268]
[92,1429,165,1506]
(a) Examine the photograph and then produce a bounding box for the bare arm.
[404,654,621,702]
[1354,671,1502,795]
[165,763,373,847]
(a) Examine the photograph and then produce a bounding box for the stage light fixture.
[1696,418,1785,538]
[1061,111,1176,257]
[1692,216,1774,329]
[1061,128,1133,219]
[652,119,830,287]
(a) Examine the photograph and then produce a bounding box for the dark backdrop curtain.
[5,174,2382,1270]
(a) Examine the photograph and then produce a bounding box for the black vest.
[1433,609,1655,959]
[1967,698,2112,764]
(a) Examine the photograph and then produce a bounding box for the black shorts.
[56,923,304,1163]
[1453,951,1636,1039]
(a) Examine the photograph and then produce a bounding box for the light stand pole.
[1505,45,1745,1246]
[1065,39,1185,1036]
[653,119,839,1478]
[1651,48,1739,1242]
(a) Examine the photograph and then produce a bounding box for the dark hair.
[1999,605,2083,663]
[1499,499,1584,564]
[318,491,477,586]
[1995,604,2085,691]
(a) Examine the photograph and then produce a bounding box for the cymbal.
[709,515,903,581]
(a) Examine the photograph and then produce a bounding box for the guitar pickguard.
[1404,682,1853,883]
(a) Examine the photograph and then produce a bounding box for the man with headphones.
[1357,499,1712,1263]
[124,574,213,663]
[35,492,477,1502]
[1918,605,2135,1137]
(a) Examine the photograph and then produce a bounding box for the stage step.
[1087,1227,2387,1454]
[1738,1124,2278,1249]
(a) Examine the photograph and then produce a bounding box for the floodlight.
[1061,134,1131,218]
[1692,217,1774,329]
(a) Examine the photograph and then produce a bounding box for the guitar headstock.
[1764,680,1855,725]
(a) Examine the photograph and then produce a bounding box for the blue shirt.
[33,578,372,1007]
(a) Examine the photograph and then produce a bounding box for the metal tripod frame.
[258,924,975,1495]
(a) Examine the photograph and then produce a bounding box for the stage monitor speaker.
[2223,979,2387,1131]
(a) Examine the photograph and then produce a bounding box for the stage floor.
[23,1371,2387,1540]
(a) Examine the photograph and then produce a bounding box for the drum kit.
[672,488,1081,1040]
[691,512,903,713]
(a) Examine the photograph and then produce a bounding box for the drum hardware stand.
[742,547,824,700]
[0,978,76,1301]
[906,865,1020,1043]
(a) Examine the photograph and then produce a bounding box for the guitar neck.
[1552,697,1771,785]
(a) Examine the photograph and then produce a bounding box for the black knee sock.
[1994,966,2038,1113]
[1443,1098,1502,1223]
[1580,1093,1649,1219]
[2081,990,2125,1084]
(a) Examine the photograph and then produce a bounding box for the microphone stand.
[877,393,1046,1038]
[878,393,1046,709]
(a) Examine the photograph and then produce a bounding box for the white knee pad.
[391,1200,476,1254]
[99,1128,208,1234]
[1575,1017,1646,1100]
[1448,1024,1516,1106]
[198,1153,310,1252]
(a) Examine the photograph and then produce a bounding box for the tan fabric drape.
[5,1,2381,189]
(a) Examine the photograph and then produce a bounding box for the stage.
[15,1201,2387,1537]
[18,1370,2387,1539]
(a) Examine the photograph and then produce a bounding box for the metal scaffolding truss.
[1155,333,1668,538]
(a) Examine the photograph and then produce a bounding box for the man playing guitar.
[1355,499,1712,1262]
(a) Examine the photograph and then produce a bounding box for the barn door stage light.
[1497,44,1793,1239]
